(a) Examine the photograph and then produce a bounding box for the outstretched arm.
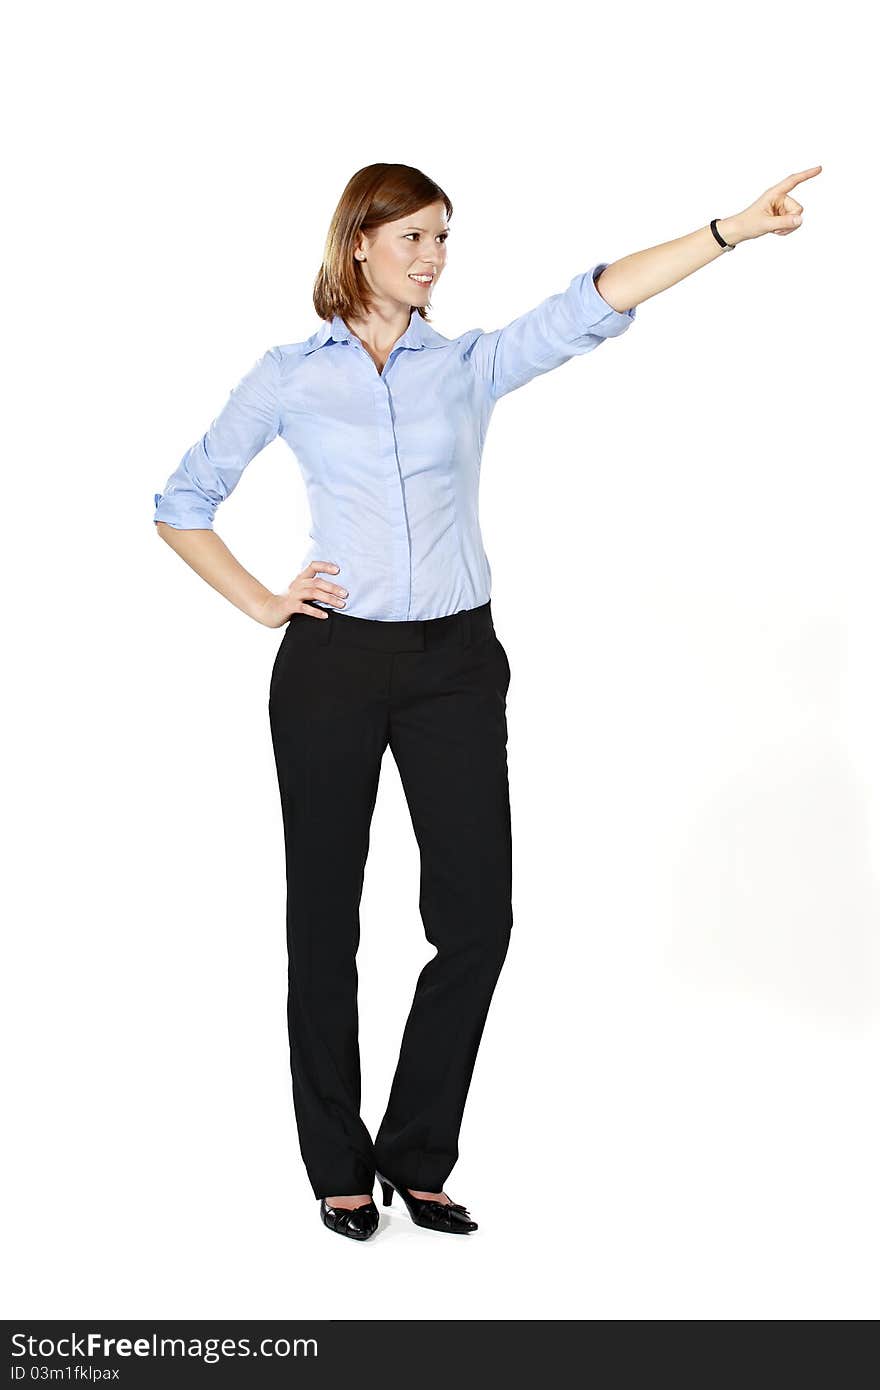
[594,166,823,313]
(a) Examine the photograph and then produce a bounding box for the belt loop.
[460,607,472,648]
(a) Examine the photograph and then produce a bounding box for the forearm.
[594,215,744,313]
[155,523,273,623]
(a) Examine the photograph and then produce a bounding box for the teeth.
[409,274,433,283]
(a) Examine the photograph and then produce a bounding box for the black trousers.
[268,599,513,1198]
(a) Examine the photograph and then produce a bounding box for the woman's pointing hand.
[728,165,823,244]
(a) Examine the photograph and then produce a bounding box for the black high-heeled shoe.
[376,1172,478,1233]
[319,1196,380,1241]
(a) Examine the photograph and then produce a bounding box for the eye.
[404,232,449,243]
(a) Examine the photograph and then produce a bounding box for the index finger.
[770,165,823,197]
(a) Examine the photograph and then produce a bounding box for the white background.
[4,0,877,1321]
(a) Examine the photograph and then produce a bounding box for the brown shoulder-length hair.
[313,163,452,325]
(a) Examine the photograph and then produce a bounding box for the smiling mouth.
[408,274,434,284]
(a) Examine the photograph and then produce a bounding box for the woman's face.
[355,201,449,311]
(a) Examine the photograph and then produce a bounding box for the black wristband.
[710,218,735,250]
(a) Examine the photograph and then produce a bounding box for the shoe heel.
[379,1178,394,1207]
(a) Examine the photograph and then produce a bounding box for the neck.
[345,302,415,354]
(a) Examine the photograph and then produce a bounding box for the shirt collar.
[304,306,447,355]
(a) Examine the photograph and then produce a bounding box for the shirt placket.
[349,341,414,620]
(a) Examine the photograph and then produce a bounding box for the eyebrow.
[403,226,450,233]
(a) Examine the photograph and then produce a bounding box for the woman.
[153,161,820,1241]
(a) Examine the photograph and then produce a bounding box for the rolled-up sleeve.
[153,347,282,529]
[466,262,636,401]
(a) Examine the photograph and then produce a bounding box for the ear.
[352,228,372,262]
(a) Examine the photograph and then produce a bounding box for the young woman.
[154,161,820,1241]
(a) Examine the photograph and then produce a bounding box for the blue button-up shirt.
[153,262,636,620]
